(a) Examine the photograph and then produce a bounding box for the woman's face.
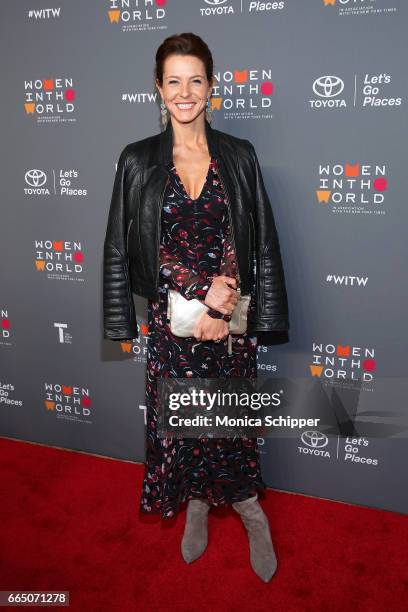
[156,54,213,125]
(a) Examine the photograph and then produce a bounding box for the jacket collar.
[159,117,219,165]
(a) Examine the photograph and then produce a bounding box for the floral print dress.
[139,155,266,519]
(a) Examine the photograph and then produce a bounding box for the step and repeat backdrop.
[1,1,407,515]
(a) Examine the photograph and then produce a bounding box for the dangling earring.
[205,96,213,123]
[160,98,168,130]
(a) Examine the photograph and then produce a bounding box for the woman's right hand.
[204,275,238,316]
[193,312,229,342]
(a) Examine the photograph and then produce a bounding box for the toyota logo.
[301,430,328,448]
[25,169,47,187]
[313,75,344,98]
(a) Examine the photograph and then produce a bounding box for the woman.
[103,33,289,583]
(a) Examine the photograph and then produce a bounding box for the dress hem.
[139,482,268,520]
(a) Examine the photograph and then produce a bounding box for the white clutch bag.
[166,287,251,339]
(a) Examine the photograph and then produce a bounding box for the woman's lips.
[175,102,196,110]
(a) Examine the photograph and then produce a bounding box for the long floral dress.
[139,155,266,519]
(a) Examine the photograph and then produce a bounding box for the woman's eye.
[168,79,202,84]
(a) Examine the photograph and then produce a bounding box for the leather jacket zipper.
[216,164,241,287]
[156,175,170,291]
[248,211,254,273]
[216,162,240,355]
[126,218,133,252]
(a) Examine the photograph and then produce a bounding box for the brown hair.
[155,32,214,86]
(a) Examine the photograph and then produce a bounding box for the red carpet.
[0,436,407,612]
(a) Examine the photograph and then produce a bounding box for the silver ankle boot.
[232,494,277,582]
[181,498,210,563]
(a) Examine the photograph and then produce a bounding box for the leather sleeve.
[103,146,138,341]
[246,142,290,342]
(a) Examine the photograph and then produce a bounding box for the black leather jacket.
[103,119,290,345]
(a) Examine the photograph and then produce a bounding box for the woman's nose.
[180,84,191,96]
